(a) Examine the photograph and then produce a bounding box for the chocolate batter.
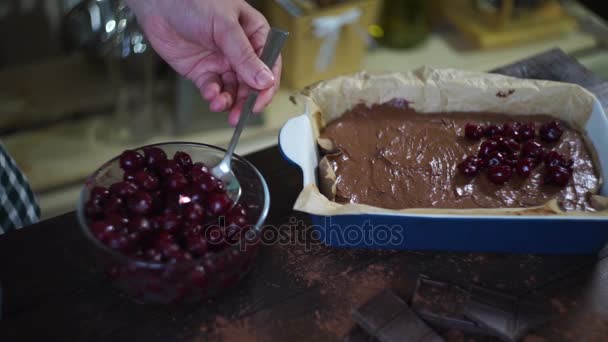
[319,100,599,211]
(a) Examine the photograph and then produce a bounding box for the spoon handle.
[219,28,289,169]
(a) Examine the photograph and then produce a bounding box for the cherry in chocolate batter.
[319,101,599,211]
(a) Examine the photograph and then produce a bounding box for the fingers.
[215,19,275,91]
[209,72,238,112]
[253,54,282,113]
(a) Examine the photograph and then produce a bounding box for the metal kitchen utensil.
[211,27,289,203]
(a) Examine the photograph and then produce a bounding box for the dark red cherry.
[458,156,481,177]
[119,150,145,171]
[158,212,182,234]
[143,147,167,169]
[189,266,209,288]
[192,175,220,193]
[85,200,104,219]
[483,125,503,137]
[90,220,116,241]
[144,248,163,262]
[90,186,110,205]
[190,162,211,182]
[207,192,232,216]
[206,227,226,248]
[160,160,182,178]
[123,171,137,182]
[545,165,571,186]
[173,151,193,170]
[127,191,154,215]
[487,165,512,185]
[106,232,135,253]
[485,151,506,168]
[127,231,142,245]
[184,203,205,222]
[182,222,204,238]
[521,140,545,162]
[503,122,522,141]
[500,138,521,155]
[478,140,499,158]
[227,214,248,228]
[103,195,125,214]
[134,170,159,191]
[539,121,563,143]
[109,181,138,198]
[153,231,176,248]
[544,151,566,168]
[168,250,193,263]
[465,123,484,140]
[128,216,153,234]
[186,235,209,256]
[166,173,188,191]
[225,224,244,244]
[204,254,226,273]
[106,212,129,228]
[518,123,535,142]
[516,158,535,178]
[188,191,205,204]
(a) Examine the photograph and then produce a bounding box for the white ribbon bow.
[312,7,364,72]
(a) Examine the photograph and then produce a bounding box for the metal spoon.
[211,28,289,203]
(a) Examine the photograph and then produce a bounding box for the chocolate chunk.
[463,285,552,342]
[411,275,490,335]
[353,289,444,342]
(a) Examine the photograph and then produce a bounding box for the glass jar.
[377,0,430,49]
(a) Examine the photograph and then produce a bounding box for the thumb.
[216,25,274,90]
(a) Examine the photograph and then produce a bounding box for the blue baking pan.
[278,100,608,255]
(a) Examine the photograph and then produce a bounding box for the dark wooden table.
[2,49,608,342]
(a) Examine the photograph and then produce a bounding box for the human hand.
[127,0,282,125]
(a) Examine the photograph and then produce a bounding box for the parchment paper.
[292,67,608,216]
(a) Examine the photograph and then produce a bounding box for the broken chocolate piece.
[353,289,444,342]
[411,275,491,335]
[464,285,552,342]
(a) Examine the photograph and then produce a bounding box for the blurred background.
[0,0,606,220]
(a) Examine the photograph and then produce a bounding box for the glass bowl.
[76,142,270,304]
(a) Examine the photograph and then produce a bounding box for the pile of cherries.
[84,147,258,301]
[458,120,573,186]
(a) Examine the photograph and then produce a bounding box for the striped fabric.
[0,143,39,234]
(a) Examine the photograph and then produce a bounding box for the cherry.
[158,212,182,234]
[545,166,571,186]
[521,140,545,162]
[483,125,503,137]
[229,204,248,218]
[503,122,522,141]
[119,150,145,171]
[183,203,205,222]
[90,220,116,241]
[106,232,135,253]
[206,227,226,249]
[151,189,165,213]
[539,121,563,143]
[174,151,193,170]
[134,170,159,191]
[207,193,232,216]
[128,216,153,234]
[465,123,484,140]
[487,165,512,185]
[186,235,209,256]
[157,241,182,259]
[85,200,104,219]
[153,231,176,248]
[123,171,137,182]
[190,162,211,182]
[478,140,499,158]
[158,159,182,177]
[227,214,248,228]
[500,138,521,155]
[192,175,220,193]
[485,151,507,168]
[168,250,193,263]
[544,151,566,168]
[182,223,204,238]
[143,147,167,169]
[189,266,209,288]
[518,123,535,142]
[166,173,188,191]
[127,231,142,245]
[127,191,154,215]
[144,248,163,262]
[204,254,226,273]
[458,156,481,177]
[189,191,205,204]
[516,158,535,178]
[225,224,244,244]
[103,195,125,214]
[106,212,129,228]
[90,186,110,205]
[109,181,138,198]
